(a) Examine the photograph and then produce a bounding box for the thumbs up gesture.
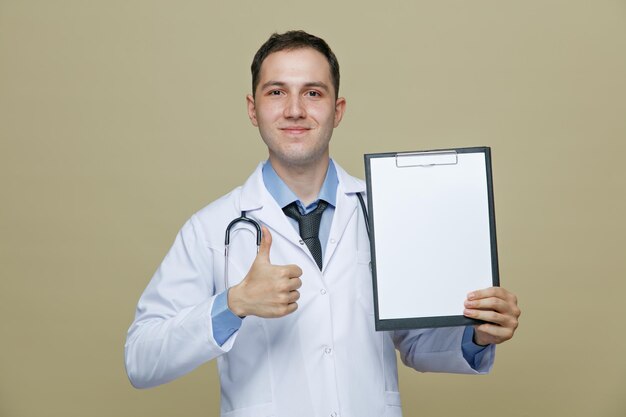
[228,226,303,318]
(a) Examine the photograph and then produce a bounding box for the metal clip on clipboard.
[395,150,458,168]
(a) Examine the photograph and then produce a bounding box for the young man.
[125,30,520,417]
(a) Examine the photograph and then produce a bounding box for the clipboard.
[364,147,499,331]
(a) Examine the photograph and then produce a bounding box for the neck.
[269,155,330,206]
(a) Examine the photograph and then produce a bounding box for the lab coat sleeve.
[124,215,236,388]
[393,326,495,374]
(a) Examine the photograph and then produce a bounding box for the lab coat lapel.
[239,161,367,269]
[239,162,301,245]
[323,162,366,269]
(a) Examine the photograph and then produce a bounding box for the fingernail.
[467,292,475,300]
[464,309,474,316]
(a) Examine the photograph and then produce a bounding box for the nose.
[283,95,306,119]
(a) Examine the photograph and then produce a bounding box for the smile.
[280,127,311,135]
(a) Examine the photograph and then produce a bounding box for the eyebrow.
[260,81,330,92]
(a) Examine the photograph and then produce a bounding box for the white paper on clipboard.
[365,147,499,330]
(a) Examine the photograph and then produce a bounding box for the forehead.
[258,48,333,85]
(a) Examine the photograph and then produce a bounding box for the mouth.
[280,126,311,135]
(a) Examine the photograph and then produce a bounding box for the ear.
[246,94,258,127]
[333,97,346,128]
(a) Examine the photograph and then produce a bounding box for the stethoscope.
[224,193,371,289]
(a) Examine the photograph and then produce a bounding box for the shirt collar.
[262,160,338,211]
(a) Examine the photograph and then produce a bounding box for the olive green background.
[1,1,625,416]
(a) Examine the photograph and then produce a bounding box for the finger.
[283,302,298,316]
[464,308,503,324]
[257,226,272,262]
[475,323,515,343]
[283,264,303,278]
[288,290,300,303]
[277,276,302,293]
[464,297,517,315]
[464,308,519,329]
[285,277,302,291]
[267,302,298,318]
[468,287,515,303]
[467,298,521,319]
[467,287,500,300]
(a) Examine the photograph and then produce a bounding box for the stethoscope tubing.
[224,212,262,289]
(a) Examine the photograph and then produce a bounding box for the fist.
[228,226,303,318]
[464,287,521,346]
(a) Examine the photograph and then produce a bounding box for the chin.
[275,149,328,168]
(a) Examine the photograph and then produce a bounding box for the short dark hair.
[251,30,340,98]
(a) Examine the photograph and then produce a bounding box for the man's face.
[247,48,346,170]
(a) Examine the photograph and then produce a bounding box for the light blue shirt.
[210,160,488,368]
[261,159,338,260]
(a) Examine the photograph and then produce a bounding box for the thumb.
[256,226,272,262]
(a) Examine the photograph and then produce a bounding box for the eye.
[305,91,321,97]
[269,90,282,96]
